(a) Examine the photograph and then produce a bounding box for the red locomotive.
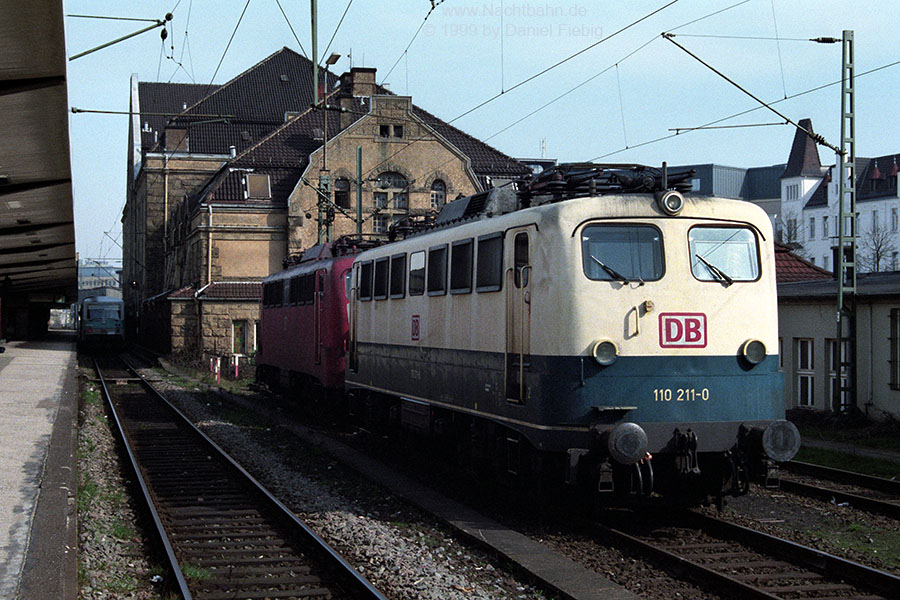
[257,243,356,395]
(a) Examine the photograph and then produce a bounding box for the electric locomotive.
[345,164,800,505]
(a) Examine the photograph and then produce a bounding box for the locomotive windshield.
[689,226,760,283]
[581,225,663,282]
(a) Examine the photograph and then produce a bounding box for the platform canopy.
[0,1,76,303]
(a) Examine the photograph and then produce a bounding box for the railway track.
[593,508,900,599]
[94,355,385,600]
[778,461,900,520]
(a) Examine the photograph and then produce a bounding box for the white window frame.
[827,339,849,411]
[795,338,814,407]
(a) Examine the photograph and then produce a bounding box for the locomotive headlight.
[656,190,685,215]
[741,339,766,365]
[607,422,649,465]
[591,339,618,366]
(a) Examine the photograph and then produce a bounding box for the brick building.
[124,48,529,358]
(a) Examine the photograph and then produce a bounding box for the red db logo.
[659,313,707,348]
[411,314,420,341]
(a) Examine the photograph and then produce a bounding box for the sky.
[63,0,900,263]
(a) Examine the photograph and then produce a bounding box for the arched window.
[375,171,408,211]
[430,179,446,211]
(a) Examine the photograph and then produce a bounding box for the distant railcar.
[257,244,356,394]
[79,296,125,347]
[343,164,800,505]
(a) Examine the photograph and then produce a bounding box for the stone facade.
[289,95,480,254]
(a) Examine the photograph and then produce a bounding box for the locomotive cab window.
[450,239,473,294]
[374,257,389,300]
[581,225,663,282]
[409,251,425,296]
[359,261,373,301]
[476,233,503,292]
[689,226,760,284]
[427,245,448,296]
[390,254,406,298]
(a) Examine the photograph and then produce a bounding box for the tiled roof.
[856,154,900,201]
[779,270,900,300]
[782,119,825,179]
[170,48,340,155]
[137,82,209,152]
[167,282,262,300]
[774,242,832,282]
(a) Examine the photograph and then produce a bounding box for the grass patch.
[793,446,900,479]
[82,384,101,406]
[78,473,99,512]
[810,521,900,570]
[181,564,211,581]
[110,519,137,541]
[789,409,900,454]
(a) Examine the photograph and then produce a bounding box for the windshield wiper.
[590,255,629,284]
[695,254,733,287]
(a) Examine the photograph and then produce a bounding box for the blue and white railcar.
[79,296,125,347]
[346,167,799,503]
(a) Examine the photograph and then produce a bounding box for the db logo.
[659,313,707,348]
[411,314,420,341]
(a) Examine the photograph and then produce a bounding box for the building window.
[873,210,879,230]
[334,178,351,209]
[245,173,271,199]
[430,180,446,211]
[891,309,900,390]
[827,339,850,411]
[379,124,390,138]
[785,183,800,201]
[372,214,388,233]
[393,125,403,138]
[823,215,829,238]
[795,338,814,407]
[892,208,899,232]
[808,217,815,240]
[374,192,388,209]
[393,193,408,210]
[233,320,248,355]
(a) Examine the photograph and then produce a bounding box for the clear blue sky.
[64,0,900,262]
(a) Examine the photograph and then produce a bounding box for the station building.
[123,48,529,359]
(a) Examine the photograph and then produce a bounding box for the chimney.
[164,127,188,152]
[340,67,377,129]
[340,67,377,97]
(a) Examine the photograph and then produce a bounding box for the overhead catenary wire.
[380,0,448,85]
[207,0,252,94]
[364,0,681,183]
[589,57,900,161]
[662,33,840,154]
[320,0,353,65]
[770,0,788,98]
[275,0,309,59]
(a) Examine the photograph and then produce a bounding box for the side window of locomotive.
[476,233,503,292]
[290,276,302,304]
[581,225,664,282]
[688,226,760,283]
[513,232,529,288]
[450,239,473,294]
[374,257,389,300]
[409,251,426,296]
[359,261,374,301]
[390,254,406,298]
[428,245,448,296]
[300,273,315,304]
[343,269,352,299]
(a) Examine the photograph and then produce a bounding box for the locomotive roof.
[354,191,773,262]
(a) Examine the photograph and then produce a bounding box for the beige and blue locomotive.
[345,164,799,504]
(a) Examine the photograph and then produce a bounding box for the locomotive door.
[314,269,326,364]
[348,265,359,372]
[505,229,532,403]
